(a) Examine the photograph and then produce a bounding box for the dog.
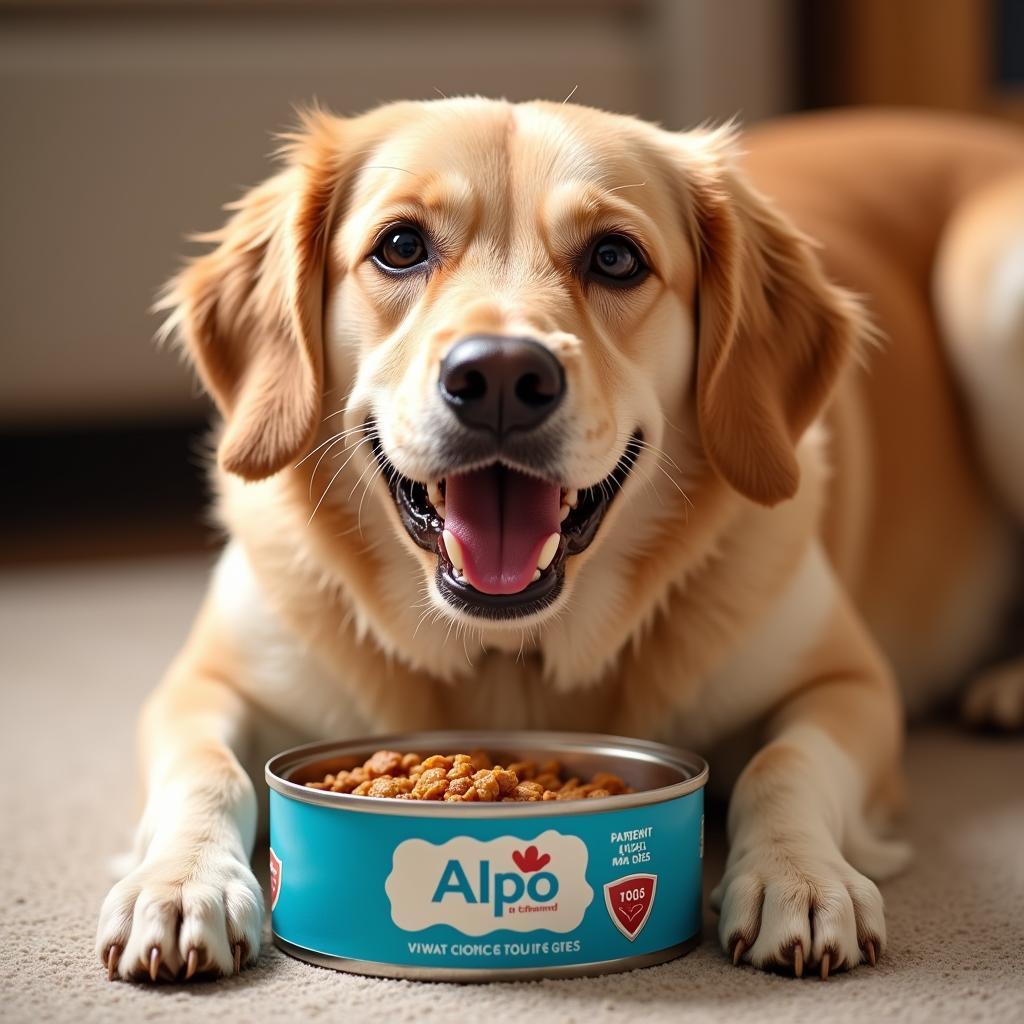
[95,99,1024,982]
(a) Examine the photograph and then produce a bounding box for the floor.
[2,555,1022,1024]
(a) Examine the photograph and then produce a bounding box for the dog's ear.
[682,132,865,506]
[160,111,346,481]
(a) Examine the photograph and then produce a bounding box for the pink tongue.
[444,466,561,595]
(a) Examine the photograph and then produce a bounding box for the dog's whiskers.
[307,433,367,498]
[307,428,379,526]
[613,432,694,513]
[413,606,435,640]
[295,423,366,469]
[650,460,695,513]
[309,434,375,505]
[615,432,684,473]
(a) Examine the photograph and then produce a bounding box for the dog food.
[304,749,634,802]
[268,731,707,980]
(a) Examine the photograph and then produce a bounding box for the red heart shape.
[512,845,551,872]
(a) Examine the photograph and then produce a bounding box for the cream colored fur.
[95,101,1024,983]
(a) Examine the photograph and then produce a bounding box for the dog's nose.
[438,335,565,435]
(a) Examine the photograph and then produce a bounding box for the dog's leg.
[712,592,910,978]
[95,617,272,982]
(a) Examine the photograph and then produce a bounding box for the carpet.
[2,555,1022,1024]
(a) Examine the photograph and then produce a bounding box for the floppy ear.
[160,112,345,480]
[687,138,866,505]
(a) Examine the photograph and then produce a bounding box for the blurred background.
[1,0,1022,564]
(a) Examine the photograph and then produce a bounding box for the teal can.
[265,731,707,980]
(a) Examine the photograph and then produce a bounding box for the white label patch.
[386,830,593,935]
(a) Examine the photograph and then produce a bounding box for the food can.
[265,731,707,981]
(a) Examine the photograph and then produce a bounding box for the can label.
[386,830,592,934]
[270,787,702,972]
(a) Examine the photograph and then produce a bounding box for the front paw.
[711,833,886,979]
[95,844,263,982]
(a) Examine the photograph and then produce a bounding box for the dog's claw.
[185,948,199,980]
[864,939,877,967]
[106,944,121,982]
[233,943,242,975]
[731,938,746,966]
[148,946,161,982]
[820,952,831,981]
[792,942,804,978]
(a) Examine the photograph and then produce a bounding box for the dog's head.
[165,99,861,646]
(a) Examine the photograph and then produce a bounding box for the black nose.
[438,335,566,436]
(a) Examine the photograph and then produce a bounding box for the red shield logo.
[603,873,657,941]
[269,848,282,910]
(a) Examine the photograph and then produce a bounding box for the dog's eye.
[373,226,428,272]
[587,234,647,286]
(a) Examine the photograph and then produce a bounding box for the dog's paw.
[962,659,1024,731]
[711,834,885,979]
[96,843,263,982]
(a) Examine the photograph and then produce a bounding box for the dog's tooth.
[532,569,541,582]
[537,532,560,571]
[442,530,464,571]
[427,480,444,507]
[435,501,446,519]
[565,488,578,508]
[559,503,570,522]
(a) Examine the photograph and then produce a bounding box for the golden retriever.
[95,100,1024,982]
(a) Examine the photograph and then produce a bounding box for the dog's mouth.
[371,429,642,620]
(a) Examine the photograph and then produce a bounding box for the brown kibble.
[447,760,474,781]
[471,772,500,802]
[420,754,453,772]
[305,749,632,803]
[492,767,519,796]
[411,766,449,798]
[445,776,473,799]
[365,750,405,778]
[416,779,449,800]
[329,770,365,794]
[365,776,414,798]
[509,780,545,801]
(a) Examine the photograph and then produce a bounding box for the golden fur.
[98,101,1024,983]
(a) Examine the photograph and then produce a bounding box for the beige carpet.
[2,555,1022,1024]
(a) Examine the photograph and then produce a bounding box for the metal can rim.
[265,729,708,818]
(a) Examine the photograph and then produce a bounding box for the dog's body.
[96,103,1024,982]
